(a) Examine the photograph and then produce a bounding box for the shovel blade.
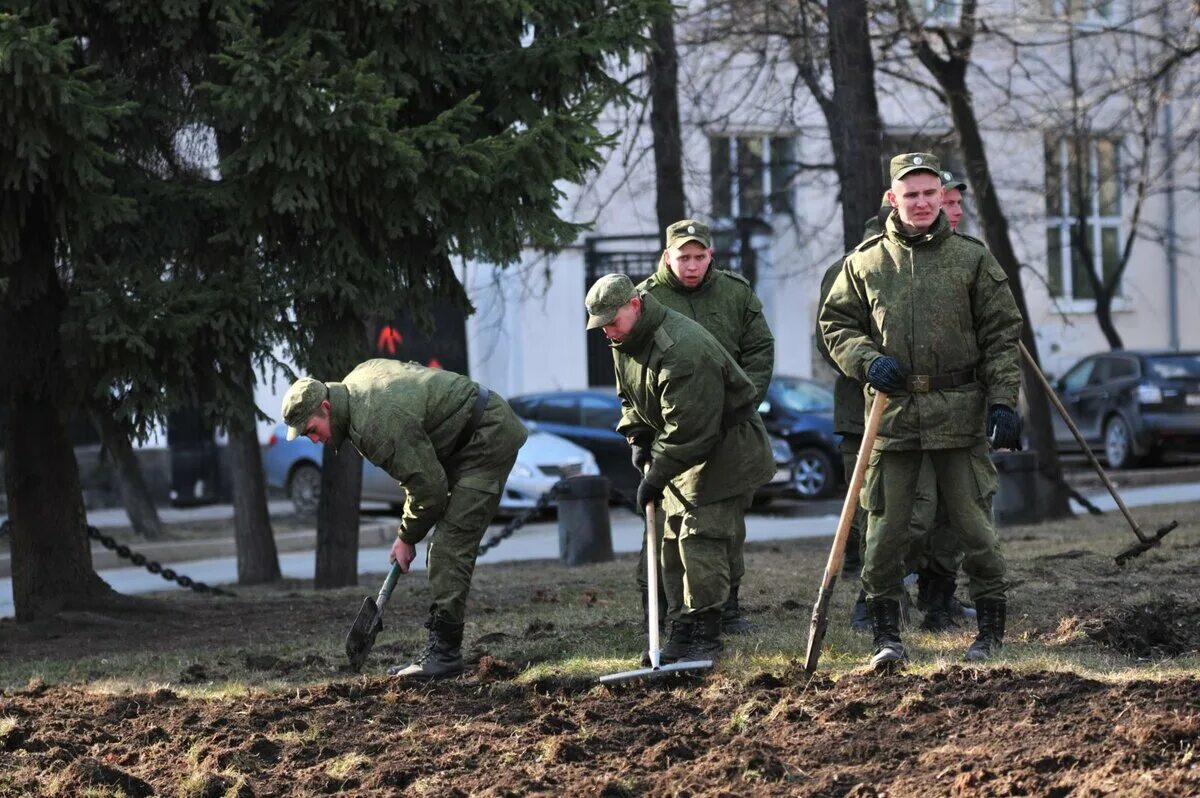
[345,596,383,672]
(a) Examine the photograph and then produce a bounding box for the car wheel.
[288,463,322,515]
[1104,416,1138,470]
[793,447,834,499]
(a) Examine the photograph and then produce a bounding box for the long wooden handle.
[1017,341,1148,543]
[803,390,889,675]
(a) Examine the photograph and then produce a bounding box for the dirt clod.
[1082,597,1200,658]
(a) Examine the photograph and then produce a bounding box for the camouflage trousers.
[859,442,1007,603]
[637,492,747,608]
[423,450,519,625]
[843,440,963,578]
[639,489,755,619]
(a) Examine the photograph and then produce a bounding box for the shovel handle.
[377,563,403,607]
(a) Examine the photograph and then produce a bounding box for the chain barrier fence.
[0,519,235,597]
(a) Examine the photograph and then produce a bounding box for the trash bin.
[992,450,1039,527]
[557,476,613,566]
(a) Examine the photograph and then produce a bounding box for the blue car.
[263,421,599,515]
[507,390,797,505]
[757,376,842,499]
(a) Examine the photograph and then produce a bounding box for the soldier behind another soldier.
[585,274,775,664]
[637,218,775,635]
[820,152,1024,671]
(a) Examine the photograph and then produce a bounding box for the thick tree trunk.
[941,68,1074,521]
[90,406,164,540]
[1094,294,1124,350]
[315,443,363,589]
[828,0,887,252]
[311,315,368,589]
[227,358,280,585]
[2,213,118,620]
[648,11,686,237]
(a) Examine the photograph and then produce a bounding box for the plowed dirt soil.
[2,501,1198,795]
[2,666,1197,796]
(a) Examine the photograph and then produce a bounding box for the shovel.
[804,390,888,675]
[345,563,402,672]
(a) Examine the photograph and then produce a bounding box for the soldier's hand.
[390,537,417,573]
[866,356,907,394]
[987,405,1023,450]
[635,478,665,513]
[629,436,653,470]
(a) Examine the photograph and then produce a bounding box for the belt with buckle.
[905,368,976,393]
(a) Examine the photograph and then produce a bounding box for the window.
[533,397,580,425]
[710,135,796,220]
[911,0,961,25]
[1045,135,1122,302]
[580,396,620,430]
[1046,0,1115,23]
[1060,359,1095,393]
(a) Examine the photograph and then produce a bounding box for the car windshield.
[774,377,834,412]
[1146,355,1200,379]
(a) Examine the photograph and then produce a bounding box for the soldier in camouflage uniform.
[585,274,775,663]
[281,359,527,679]
[815,201,890,632]
[820,153,1023,670]
[637,219,775,634]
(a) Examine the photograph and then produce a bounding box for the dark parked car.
[758,376,842,499]
[507,390,797,505]
[1052,350,1200,468]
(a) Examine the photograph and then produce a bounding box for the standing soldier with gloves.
[820,153,1023,670]
[280,359,528,679]
[585,274,775,663]
[637,219,775,634]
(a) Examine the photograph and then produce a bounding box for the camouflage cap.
[281,377,329,440]
[889,152,941,181]
[665,219,712,250]
[940,170,967,191]
[585,273,637,330]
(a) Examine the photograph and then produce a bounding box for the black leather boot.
[721,585,752,635]
[849,589,871,632]
[681,610,724,663]
[918,573,959,633]
[867,597,906,672]
[389,613,465,679]
[965,599,1006,662]
[659,617,695,664]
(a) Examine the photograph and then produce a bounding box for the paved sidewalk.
[1,481,1195,619]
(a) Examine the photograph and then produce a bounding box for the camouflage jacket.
[612,292,775,504]
[639,258,775,406]
[327,359,527,543]
[819,213,1022,450]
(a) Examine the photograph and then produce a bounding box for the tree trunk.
[1094,293,1124,350]
[315,443,363,588]
[311,314,369,589]
[227,357,281,585]
[941,67,1074,520]
[828,0,887,252]
[2,212,118,620]
[90,405,164,540]
[648,10,686,238]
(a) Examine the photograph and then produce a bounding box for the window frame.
[709,134,796,224]
[1044,134,1129,312]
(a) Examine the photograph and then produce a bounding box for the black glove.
[629,436,653,471]
[866,356,907,393]
[635,477,664,512]
[987,405,1023,450]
